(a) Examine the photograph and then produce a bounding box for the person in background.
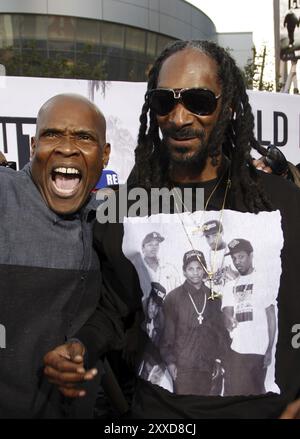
[0,151,16,170]
[253,145,300,188]
[0,151,7,165]
[284,8,299,47]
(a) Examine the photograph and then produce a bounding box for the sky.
[186,0,275,47]
[186,0,275,81]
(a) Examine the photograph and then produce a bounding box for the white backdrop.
[1,76,300,182]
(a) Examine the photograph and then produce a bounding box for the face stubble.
[160,118,224,177]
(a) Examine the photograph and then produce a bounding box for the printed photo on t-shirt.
[122,209,283,397]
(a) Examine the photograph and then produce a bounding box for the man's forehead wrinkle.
[39,126,97,135]
[35,102,106,143]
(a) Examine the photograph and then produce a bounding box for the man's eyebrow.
[39,128,64,136]
[73,129,97,138]
[39,128,98,138]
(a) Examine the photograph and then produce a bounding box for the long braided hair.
[128,40,272,213]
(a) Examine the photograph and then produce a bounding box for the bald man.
[0,94,117,418]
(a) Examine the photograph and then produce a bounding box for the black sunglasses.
[146,88,221,116]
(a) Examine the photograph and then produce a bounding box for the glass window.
[156,35,174,56]
[76,52,101,67]
[104,55,123,80]
[76,18,100,51]
[72,52,106,80]
[0,14,179,81]
[0,14,20,48]
[125,27,146,53]
[21,48,48,76]
[101,22,124,49]
[19,14,48,48]
[116,56,146,82]
[48,15,75,51]
[139,62,150,81]
[146,32,156,57]
[47,50,75,78]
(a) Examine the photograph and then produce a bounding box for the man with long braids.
[45,40,300,419]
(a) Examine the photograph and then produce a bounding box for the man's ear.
[102,142,111,168]
[30,137,36,160]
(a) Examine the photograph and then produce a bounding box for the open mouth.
[51,167,82,197]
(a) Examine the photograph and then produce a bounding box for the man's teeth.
[54,167,80,175]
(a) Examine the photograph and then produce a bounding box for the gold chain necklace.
[174,171,226,235]
[173,173,231,300]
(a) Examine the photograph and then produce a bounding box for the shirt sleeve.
[75,220,143,367]
[73,281,126,367]
[221,281,235,309]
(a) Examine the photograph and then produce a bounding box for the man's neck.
[186,280,203,290]
[240,267,254,276]
[214,241,227,251]
[171,155,221,183]
[144,256,159,271]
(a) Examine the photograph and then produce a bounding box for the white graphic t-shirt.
[122,209,283,396]
[222,271,277,355]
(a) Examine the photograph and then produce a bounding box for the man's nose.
[54,137,80,156]
[167,103,194,128]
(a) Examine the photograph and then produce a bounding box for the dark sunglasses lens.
[183,89,218,115]
[148,90,174,115]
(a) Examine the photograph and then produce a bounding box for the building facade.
[0,0,252,81]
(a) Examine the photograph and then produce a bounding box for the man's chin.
[237,270,245,275]
[169,151,209,175]
[168,148,201,165]
[166,141,208,166]
[169,152,196,164]
[45,195,86,215]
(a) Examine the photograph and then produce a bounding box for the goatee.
[159,114,230,178]
[160,127,209,175]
